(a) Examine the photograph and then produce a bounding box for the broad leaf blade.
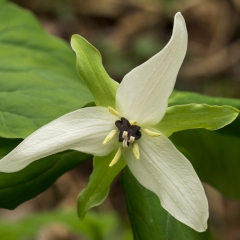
[123,167,212,240]
[170,129,240,200]
[77,152,126,219]
[0,137,89,209]
[0,2,93,139]
[155,104,239,136]
[71,35,119,108]
[169,90,240,109]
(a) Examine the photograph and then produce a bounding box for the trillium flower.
[0,13,208,232]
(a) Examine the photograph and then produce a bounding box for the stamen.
[122,131,128,139]
[108,106,119,116]
[103,130,117,144]
[128,136,135,143]
[123,139,128,148]
[130,120,137,125]
[143,129,161,137]
[122,131,129,148]
[133,142,140,160]
[109,147,123,167]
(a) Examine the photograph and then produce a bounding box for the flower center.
[103,106,161,167]
[115,117,141,148]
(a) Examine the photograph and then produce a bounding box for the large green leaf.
[0,137,90,209]
[155,104,238,137]
[0,2,93,139]
[123,167,212,240]
[169,90,240,109]
[170,129,240,200]
[77,152,126,219]
[71,35,118,108]
[0,2,95,209]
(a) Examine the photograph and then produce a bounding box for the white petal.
[116,13,187,126]
[124,132,209,232]
[0,107,118,173]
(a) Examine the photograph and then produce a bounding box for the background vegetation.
[1,0,240,239]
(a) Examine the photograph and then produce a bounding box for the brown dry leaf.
[110,9,160,47]
[180,39,240,78]
[177,0,239,79]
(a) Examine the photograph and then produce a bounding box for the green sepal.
[123,167,213,240]
[71,35,118,108]
[77,152,126,219]
[155,104,239,137]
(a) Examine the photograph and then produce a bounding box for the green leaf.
[71,34,119,108]
[169,90,240,109]
[0,2,93,139]
[0,138,21,158]
[123,167,212,240]
[0,137,89,209]
[170,129,240,200]
[77,152,126,219]
[155,104,239,137]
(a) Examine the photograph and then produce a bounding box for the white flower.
[0,13,208,232]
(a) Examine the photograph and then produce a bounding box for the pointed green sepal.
[77,151,126,219]
[155,104,239,137]
[71,35,118,107]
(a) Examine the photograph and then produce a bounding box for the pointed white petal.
[116,13,187,126]
[0,107,118,173]
[124,132,209,232]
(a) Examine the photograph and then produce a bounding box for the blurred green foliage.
[0,210,133,240]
